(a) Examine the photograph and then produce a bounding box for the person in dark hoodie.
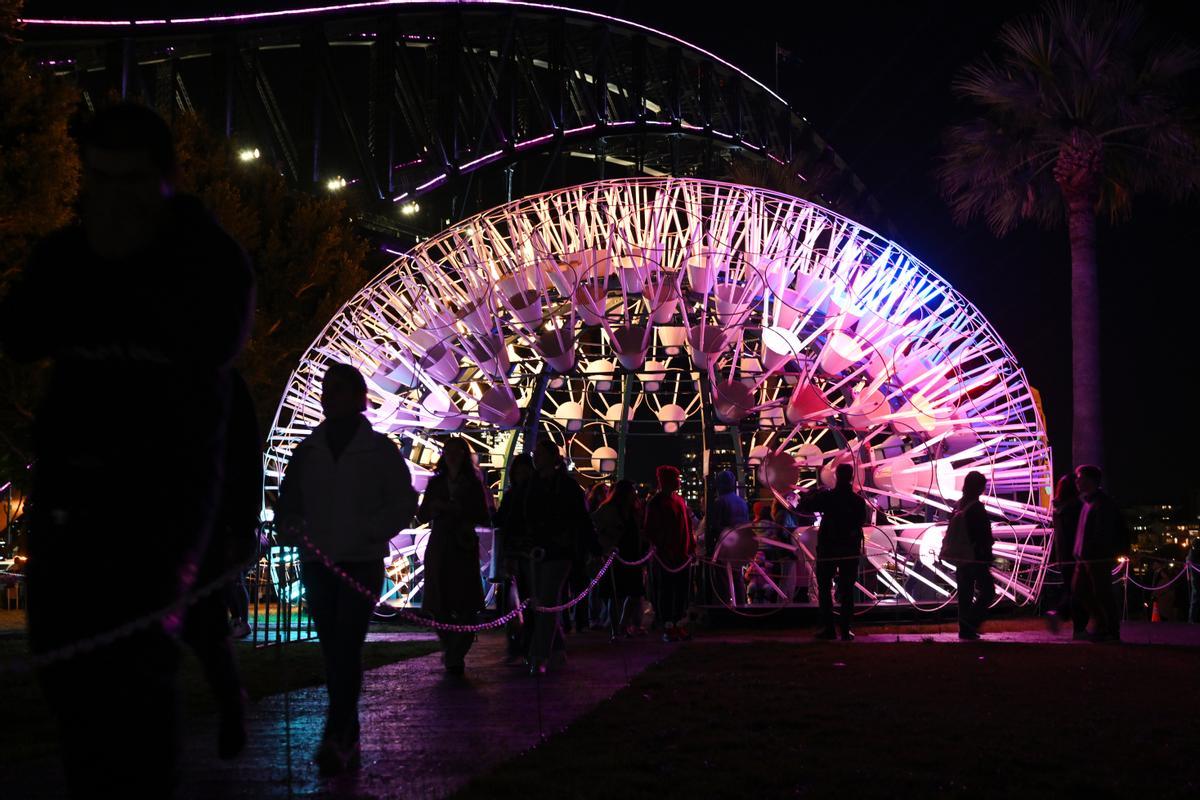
[644,465,695,642]
[278,363,417,774]
[799,462,867,641]
[1070,464,1129,642]
[705,470,750,556]
[524,439,594,674]
[1048,473,1084,635]
[494,452,535,662]
[0,103,254,798]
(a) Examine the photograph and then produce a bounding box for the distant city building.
[1126,504,1197,553]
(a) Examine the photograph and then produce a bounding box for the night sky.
[21,1,1200,508]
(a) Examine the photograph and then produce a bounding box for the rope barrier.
[1119,560,1196,593]
[2,518,1192,671]
[0,556,257,676]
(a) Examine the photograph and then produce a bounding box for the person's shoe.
[814,628,837,641]
[529,659,547,676]
[839,630,855,642]
[315,739,345,777]
[676,624,692,642]
[662,624,678,643]
[958,629,980,640]
[444,662,465,677]
[230,618,252,639]
[1044,610,1062,634]
[342,739,362,772]
[217,691,248,759]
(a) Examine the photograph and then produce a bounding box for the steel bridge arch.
[20,1,881,234]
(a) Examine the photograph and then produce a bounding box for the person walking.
[1071,465,1129,642]
[277,363,417,774]
[582,482,612,631]
[644,465,695,642]
[947,471,995,640]
[592,479,647,637]
[0,103,254,797]
[1048,473,1084,635]
[524,439,594,673]
[418,437,493,675]
[799,463,867,641]
[494,452,535,662]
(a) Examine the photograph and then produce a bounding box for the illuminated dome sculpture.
[265,178,1052,610]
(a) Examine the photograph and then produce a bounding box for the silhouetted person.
[1048,473,1084,635]
[644,465,695,642]
[1071,465,1129,642]
[277,363,417,774]
[1187,541,1199,624]
[800,463,867,640]
[705,470,749,557]
[593,479,647,638]
[417,436,491,676]
[949,471,995,640]
[0,103,253,797]
[524,439,593,674]
[581,481,612,631]
[494,452,535,662]
[181,370,260,760]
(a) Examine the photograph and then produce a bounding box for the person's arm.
[417,476,442,525]
[571,481,601,556]
[364,440,418,543]
[464,476,493,528]
[798,490,827,515]
[966,503,993,555]
[274,446,308,546]
[1106,498,1131,557]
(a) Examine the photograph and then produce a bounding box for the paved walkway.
[698,620,1200,646]
[179,630,666,799]
[8,621,1198,799]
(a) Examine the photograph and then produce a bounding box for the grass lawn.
[456,641,1200,799]
[0,634,437,769]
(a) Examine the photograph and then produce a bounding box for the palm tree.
[938,1,1200,471]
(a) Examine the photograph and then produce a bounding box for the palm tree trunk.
[1066,196,1103,470]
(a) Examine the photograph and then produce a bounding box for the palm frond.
[940,0,1200,232]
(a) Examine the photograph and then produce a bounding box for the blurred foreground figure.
[0,103,254,796]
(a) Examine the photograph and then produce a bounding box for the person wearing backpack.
[945,471,994,640]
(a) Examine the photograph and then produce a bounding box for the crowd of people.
[0,101,1150,795]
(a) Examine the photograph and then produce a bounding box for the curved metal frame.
[266,178,1053,610]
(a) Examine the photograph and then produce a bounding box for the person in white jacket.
[277,362,416,775]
